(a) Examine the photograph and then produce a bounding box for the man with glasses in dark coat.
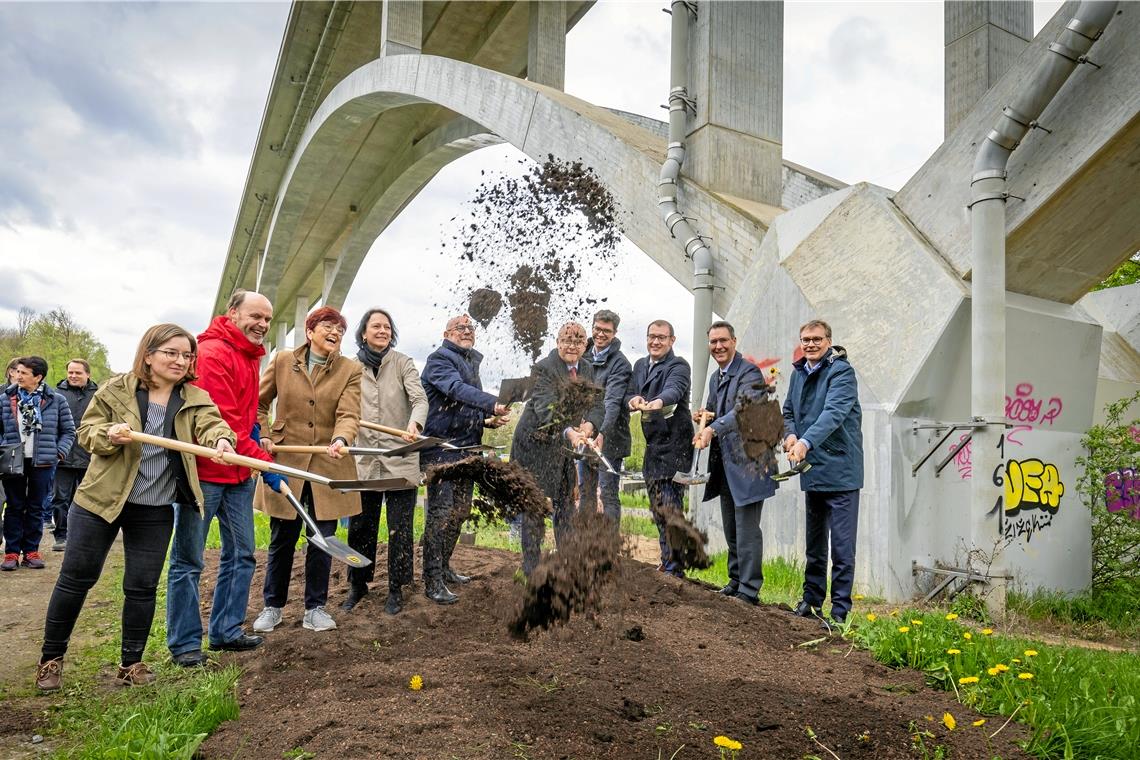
[579,309,632,530]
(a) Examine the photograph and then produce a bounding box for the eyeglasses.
[800,336,827,345]
[151,348,196,362]
[592,326,615,336]
[559,337,587,346]
[647,334,672,343]
[316,321,346,336]
[449,325,476,334]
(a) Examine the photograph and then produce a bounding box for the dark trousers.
[578,460,622,530]
[422,476,473,583]
[3,463,54,555]
[347,488,416,592]
[41,502,174,665]
[802,489,860,620]
[263,482,337,610]
[50,467,85,540]
[647,478,685,574]
[720,491,765,600]
[521,463,577,577]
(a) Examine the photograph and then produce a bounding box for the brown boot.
[36,658,62,691]
[116,661,156,687]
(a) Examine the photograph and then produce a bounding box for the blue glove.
[250,423,261,444]
[262,472,288,493]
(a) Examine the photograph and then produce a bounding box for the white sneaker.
[252,606,283,633]
[303,606,337,632]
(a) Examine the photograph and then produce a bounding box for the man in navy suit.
[694,321,777,605]
[625,320,693,577]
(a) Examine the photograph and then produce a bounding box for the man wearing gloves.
[166,290,284,667]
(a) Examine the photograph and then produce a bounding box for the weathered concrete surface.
[897,1,1140,304]
[1078,284,1140,423]
[944,0,1032,135]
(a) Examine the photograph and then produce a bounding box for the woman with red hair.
[251,307,362,634]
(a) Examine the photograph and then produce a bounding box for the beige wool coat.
[355,350,429,483]
[255,344,363,521]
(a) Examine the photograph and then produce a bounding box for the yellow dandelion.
[981,628,994,635]
[972,719,986,727]
[911,620,924,626]
[409,674,424,691]
[713,736,743,751]
[946,648,961,655]
[854,594,865,600]
[963,632,973,640]
[987,667,1000,676]
[890,609,900,617]
[924,715,934,722]
[898,626,911,633]
[942,713,956,731]
[1012,658,1021,664]
[1018,672,1034,680]
[945,613,959,620]
[1024,649,1038,657]
[995,663,1009,672]
[958,676,980,684]
[866,612,877,622]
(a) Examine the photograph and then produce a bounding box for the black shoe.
[384,591,403,616]
[717,583,739,596]
[208,634,264,652]
[425,580,458,605]
[341,583,369,611]
[791,600,821,618]
[443,568,471,585]
[733,592,759,606]
[172,650,208,668]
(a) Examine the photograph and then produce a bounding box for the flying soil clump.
[734,381,783,475]
[467,288,503,328]
[424,456,549,526]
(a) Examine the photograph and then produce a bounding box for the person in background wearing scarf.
[2,356,76,571]
[342,308,428,616]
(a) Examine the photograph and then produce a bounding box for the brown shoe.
[36,658,62,691]
[116,661,156,687]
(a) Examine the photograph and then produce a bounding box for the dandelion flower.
[890,609,900,617]
[1012,658,1021,664]
[972,719,986,727]
[866,613,877,622]
[1024,649,1038,657]
[946,648,961,655]
[409,674,424,691]
[945,612,959,620]
[898,626,910,633]
[911,620,924,626]
[1018,672,1034,680]
[942,713,956,731]
[854,594,865,600]
[995,664,1009,672]
[963,632,973,640]
[987,667,1001,676]
[959,676,980,684]
[981,628,994,635]
[713,736,743,751]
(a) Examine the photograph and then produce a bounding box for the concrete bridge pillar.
[381,0,422,57]
[295,295,312,342]
[685,0,783,205]
[528,1,566,90]
[944,0,1032,136]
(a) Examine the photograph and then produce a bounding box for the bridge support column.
[381,0,422,57]
[276,321,288,352]
[945,1,1032,135]
[527,0,566,90]
[295,295,311,342]
[685,0,782,204]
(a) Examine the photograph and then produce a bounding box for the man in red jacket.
[166,290,285,666]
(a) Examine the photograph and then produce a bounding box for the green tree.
[0,307,112,386]
[1093,252,1140,291]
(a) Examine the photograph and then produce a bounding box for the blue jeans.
[2,463,54,555]
[577,460,622,530]
[166,479,257,655]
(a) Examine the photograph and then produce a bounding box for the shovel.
[772,459,812,482]
[564,438,617,474]
[277,482,371,567]
[125,431,418,492]
[273,440,438,457]
[673,410,711,486]
[359,420,496,453]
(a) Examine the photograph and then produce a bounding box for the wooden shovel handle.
[128,430,272,472]
[359,419,415,438]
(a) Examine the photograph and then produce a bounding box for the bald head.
[226,290,273,346]
[556,321,587,364]
[444,314,477,348]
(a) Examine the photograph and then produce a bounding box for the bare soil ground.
[201,544,1029,760]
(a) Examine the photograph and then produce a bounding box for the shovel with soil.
[673,410,710,486]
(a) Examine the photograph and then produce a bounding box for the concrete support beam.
[381,0,422,57]
[945,1,1032,135]
[527,0,566,89]
[685,0,782,204]
[295,295,311,342]
[276,321,288,352]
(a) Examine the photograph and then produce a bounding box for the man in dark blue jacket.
[420,314,510,604]
[626,320,693,577]
[694,322,777,604]
[49,360,98,551]
[783,319,863,626]
[579,309,632,530]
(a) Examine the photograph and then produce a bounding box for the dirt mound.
[198,545,1029,760]
[425,455,549,524]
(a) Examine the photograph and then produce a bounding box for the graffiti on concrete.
[1105,468,1140,520]
[989,435,1066,545]
[950,425,1029,480]
[1005,383,1063,427]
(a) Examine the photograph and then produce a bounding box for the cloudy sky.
[0,0,1059,378]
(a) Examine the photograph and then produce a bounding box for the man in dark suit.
[625,320,693,577]
[579,309,633,530]
[694,320,778,605]
[512,322,605,577]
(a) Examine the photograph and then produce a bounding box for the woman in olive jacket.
[252,306,362,634]
[35,324,235,692]
[342,307,428,616]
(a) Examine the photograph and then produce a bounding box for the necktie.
[569,366,577,379]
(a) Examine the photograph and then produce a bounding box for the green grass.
[852,610,1140,759]
[685,553,806,607]
[1008,581,1140,639]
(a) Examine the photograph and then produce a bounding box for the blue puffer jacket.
[420,340,498,464]
[1,383,77,468]
[782,346,864,492]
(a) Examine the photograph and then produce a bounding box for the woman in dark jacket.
[1,356,76,571]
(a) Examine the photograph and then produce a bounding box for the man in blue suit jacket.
[694,322,777,605]
[626,320,693,576]
[783,319,863,626]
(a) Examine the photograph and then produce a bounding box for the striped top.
[127,401,177,506]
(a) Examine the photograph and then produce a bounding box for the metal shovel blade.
[281,487,372,568]
[673,470,709,486]
[326,477,421,493]
[772,460,812,482]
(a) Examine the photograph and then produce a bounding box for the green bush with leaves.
[1078,391,1140,591]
